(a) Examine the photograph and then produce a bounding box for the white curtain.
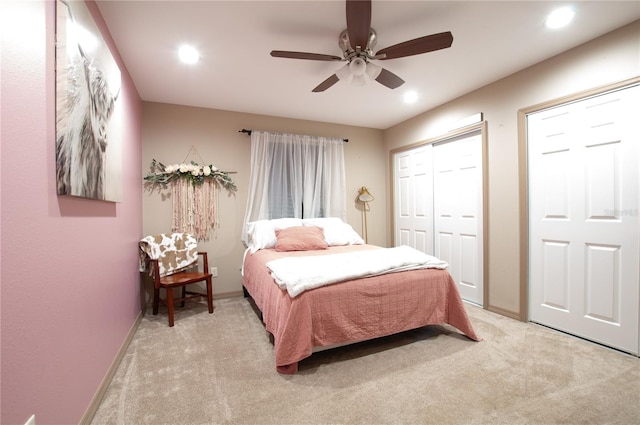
[242,131,346,241]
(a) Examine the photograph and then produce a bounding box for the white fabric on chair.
[139,233,198,277]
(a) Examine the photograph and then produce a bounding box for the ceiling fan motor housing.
[339,29,377,61]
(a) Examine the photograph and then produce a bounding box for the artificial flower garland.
[144,159,237,241]
[144,159,236,191]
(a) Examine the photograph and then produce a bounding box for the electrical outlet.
[25,415,35,425]
[210,267,218,277]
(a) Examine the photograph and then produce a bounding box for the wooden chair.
[146,252,214,327]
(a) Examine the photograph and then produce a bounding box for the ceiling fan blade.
[374,68,405,89]
[271,51,343,61]
[346,0,371,50]
[376,31,453,60]
[312,74,340,92]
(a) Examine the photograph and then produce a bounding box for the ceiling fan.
[270,0,453,92]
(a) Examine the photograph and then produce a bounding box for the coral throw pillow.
[275,226,328,252]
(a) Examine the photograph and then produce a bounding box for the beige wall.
[383,21,640,318]
[142,104,386,297]
[142,21,639,314]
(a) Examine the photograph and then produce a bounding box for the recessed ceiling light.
[545,7,575,29]
[178,45,200,64]
[404,91,418,104]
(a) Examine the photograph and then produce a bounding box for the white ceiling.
[96,1,640,129]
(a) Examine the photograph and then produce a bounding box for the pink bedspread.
[242,245,480,374]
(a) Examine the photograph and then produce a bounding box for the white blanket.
[266,245,448,298]
[139,233,198,277]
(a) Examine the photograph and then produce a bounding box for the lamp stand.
[356,186,374,244]
[362,202,369,244]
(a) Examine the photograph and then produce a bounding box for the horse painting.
[55,0,121,201]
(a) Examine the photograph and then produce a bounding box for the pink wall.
[1,1,143,424]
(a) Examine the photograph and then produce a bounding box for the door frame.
[517,76,640,322]
[390,121,489,309]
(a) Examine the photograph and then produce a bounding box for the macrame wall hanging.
[143,146,237,241]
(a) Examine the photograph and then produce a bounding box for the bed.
[241,218,481,374]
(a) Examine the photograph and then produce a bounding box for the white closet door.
[433,132,484,305]
[393,146,434,255]
[528,85,639,354]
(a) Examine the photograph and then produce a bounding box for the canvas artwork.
[55,0,122,202]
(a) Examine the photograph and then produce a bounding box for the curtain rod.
[239,129,348,143]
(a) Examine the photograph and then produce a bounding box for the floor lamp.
[356,186,374,243]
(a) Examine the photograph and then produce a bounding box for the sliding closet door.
[528,85,639,354]
[393,128,484,306]
[433,131,484,305]
[393,146,434,255]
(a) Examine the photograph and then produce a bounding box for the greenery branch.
[143,159,237,192]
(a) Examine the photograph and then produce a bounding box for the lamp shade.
[349,57,367,76]
[351,74,366,86]
[338,59,381,87]
[357,186,374,202]
[365,62,382,80]
[336,63,351,81]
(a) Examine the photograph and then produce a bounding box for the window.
[243,131,346,241]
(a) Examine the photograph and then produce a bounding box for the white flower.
[145,160,235,191]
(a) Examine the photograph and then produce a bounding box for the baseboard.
[214,290,244,299]
[79,307,145,425]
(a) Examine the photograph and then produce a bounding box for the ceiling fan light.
[349,57,367,76]
[365,62,382,80]
[351,74,366,86]
[336,63,351,81]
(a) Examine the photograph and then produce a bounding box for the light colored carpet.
[91,296,640,425]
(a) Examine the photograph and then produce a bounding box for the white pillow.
[302,217,364,246]
[247,218,304,253]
